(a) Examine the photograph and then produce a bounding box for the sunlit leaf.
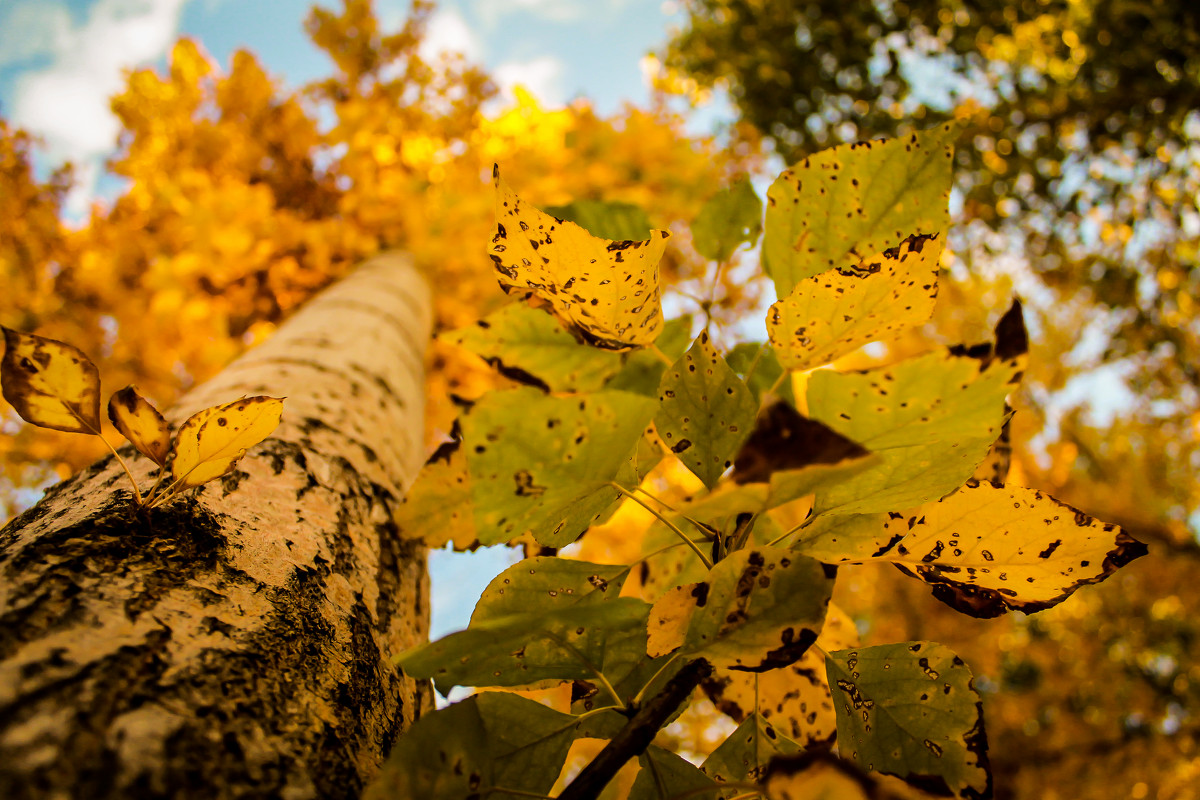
[768,233,943,371]
[806,349,1022,515]
[1,327,101,434]
[107,385,171,466]
[170,396,284,487]
[701,712,801,783]
[762,752,903,800]
[826,642,992,799]
[464,388,657,546]
[703,603,859,748]
[367,692,625,800]
[797,480,1148,618]
[692,175,763,262]
[489,165,669,350]
[397,598,651,695]
[654,332,758,489]
[763,123,959,299]
[446,303,624,392]
[648,546,835,671]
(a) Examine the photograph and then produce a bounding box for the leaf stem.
[543,631,624,710]
[765,368,790,399]
[96,434,144,505]
[765,513,816,548]
[610,483,712,570]
[630,651,681,708]
[650,343,675,366]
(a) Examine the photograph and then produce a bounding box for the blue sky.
[0,0,729,637]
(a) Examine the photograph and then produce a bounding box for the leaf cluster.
[383,125,1147,798]
[0,327,281,508]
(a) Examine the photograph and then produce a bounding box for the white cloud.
[491,56,565,107]
[473,0,633,27]
[0,3,72,67]
[8,0,188,212]
[419,8,482,63]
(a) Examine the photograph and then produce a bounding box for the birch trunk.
[0,253,433,800]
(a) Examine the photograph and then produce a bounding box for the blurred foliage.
[0,0,764,520]
[664,1,1200,797]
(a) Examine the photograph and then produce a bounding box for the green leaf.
[447,303,624,392]
[465,388,657,546]
[692,176,763,262]
[605,315,693,396]
[725,342,795,406]
[630,746,732,800]
[701,712,801,784]
[763,123,959,299]
[654,332,758,489]
[367,692,625,800]
[472,557,632,623]
[544,198,654,241]
[806,348,1022,515]
[397,598,651,695]
[826,642,992,800]
[648,546,835,671]
[797,480,1148,618]
[768,232,943,371]
[703,603,859,749]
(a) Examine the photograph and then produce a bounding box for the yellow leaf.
[647,581,705,657]
[488,165,668,351]
[768,233,943,371]
[1,327,101,434]
[171,396,283,488]
[107,385,171,466]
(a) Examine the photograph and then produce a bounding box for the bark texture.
[0,253,433,800]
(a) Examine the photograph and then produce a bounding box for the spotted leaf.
[446,303,623,392]
[464,388,657,547]
[472,557,632,623]
[489,165,668,350]
[647,546,835,671]
[764,123,959,299]
[1,327,101,434]
[171,396,283,488]
[703,603,859,749]
[768,233,943,371]
[826,642,992,799]
[807,348,1022,515]
[796,481,1147,618]
[654,332,758,489]
[394,435,477,550]
[701,712,801,784]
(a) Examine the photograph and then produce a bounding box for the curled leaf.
[488,165,669,351]
[1,327,101,434]
[171,396,284,488]
[108,385,171,466]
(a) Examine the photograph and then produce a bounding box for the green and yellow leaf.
[768,233,943,372]
[763,122,959,299]
[630,746,733,800]
[701,712,801,784]
[107,385,171,466]
[446,303,624,392]
[806,348,1022,515]
[654,332,759,489]
[464,388,657,546]
[1,327,101,434]
[703,603,859,748]
[647,546,834,671]
[394,436,477,550]
[471,557,632,623]
[826,642,991,800]
[171,396,283,488]
[489,165,669,350]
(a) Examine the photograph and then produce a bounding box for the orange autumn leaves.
[1,327,281,508]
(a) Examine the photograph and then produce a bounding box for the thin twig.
[610,483,712,570]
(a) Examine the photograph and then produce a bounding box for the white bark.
[0,253,433,799]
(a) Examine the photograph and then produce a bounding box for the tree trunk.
[0,253,433,800]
